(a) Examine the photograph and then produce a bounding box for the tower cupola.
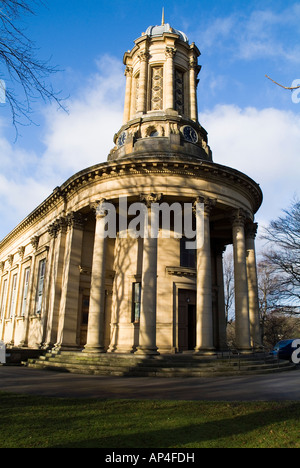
[109,17,212,162]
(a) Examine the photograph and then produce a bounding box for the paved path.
[0,366,299,400]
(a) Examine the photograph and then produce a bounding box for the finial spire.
[161,7,165,25]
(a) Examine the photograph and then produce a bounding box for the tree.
[257,259,298,347]
[223,249,235,324]
[263,198,300,313]
[0,0,65,134]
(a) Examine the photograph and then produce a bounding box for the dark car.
[270,339,299,361]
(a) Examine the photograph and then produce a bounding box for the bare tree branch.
[262,198,300,310]
[0,0,67,137]
[265,75,300,90]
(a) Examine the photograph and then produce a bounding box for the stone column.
[215,244,228,351]
[55,212,84,350]
[136,193,161,355]
[246,222,262,349]
[232,209,251,351]
[195,196,216,354]
[189,57,198,122]
[136,51,149,114]
[19,237,40,347]
[165,46,176,110]
[84,200,108,353]
[123,66,133,124]
[44,217,68,349]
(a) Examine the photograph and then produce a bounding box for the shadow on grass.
[0,393,299,448]
[50,402,300,448]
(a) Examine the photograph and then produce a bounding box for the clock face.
[182,126,198,144]
[117,131,127,147]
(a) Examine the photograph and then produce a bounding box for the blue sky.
[1,0,300,247]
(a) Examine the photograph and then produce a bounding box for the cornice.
[0,156,263,250]
[58,156,262,207]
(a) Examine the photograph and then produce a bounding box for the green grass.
[0,392,299,448]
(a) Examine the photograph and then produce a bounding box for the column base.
[194,348,216,356]
[135,346,160,356]
[107,346,135,354]
[83,345,106,354]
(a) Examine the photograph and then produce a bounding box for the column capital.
[194,196,216,215]
[140,193,163,209]
[165,46,177,58]
[17,246,25,260]
[90,199,108,219]
[246,222,258,239]
[48,216,68,238]
[7,254,14,267]
[30,235,40,251]
[124,65,133,77]
[232,208,249,227]
[137,51,149,62]
[66,211,85,230]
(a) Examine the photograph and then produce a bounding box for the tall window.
[36,259,46,315]
[180,237,196,269]
[9,274,18,318]
[132,282,141,323]
[21,268,30,317]
[0,279,8,319]
[174,69,184,115]
[150,66,163,111]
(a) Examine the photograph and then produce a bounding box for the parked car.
[270,339,299,361]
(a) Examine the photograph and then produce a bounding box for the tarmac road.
[0,366,299,400]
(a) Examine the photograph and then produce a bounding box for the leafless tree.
[257,259,293,345]
[262,198,300,313]
[0,0,65,135]
[223,249,235,323]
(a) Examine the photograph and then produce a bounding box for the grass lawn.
[0,392,299,448]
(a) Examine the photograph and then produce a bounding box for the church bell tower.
[109,16,212,162]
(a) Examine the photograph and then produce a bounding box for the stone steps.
[24,351,296,378]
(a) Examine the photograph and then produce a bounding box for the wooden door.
[178,289,196,351]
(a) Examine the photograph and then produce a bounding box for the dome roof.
[145,23,189,43]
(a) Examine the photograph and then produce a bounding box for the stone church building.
[0,19,263,357]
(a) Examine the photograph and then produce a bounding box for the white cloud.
[198,4,300,63]
[199,104,300,229]
[41,54,124,182]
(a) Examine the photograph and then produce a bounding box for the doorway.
[178,289,196,351]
